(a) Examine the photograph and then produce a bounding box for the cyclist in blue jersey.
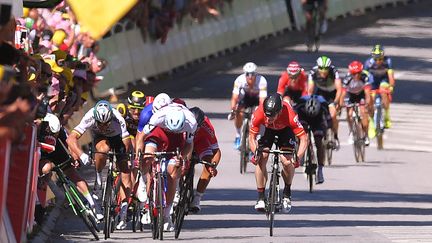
[364,45,395,136]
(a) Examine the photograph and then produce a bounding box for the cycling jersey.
[232,74,267,99]
[194,116,219,159]
[277,70,308,103]
[137,103,153,133]
[116,102,139,137]
[308,65,340,92]
[143,103,197,143]
[342,70,373,94]
[40,127,71,165]
[144,126,185,153]
[250,101,305,137]
[364,56,393,89]
[294,95,331,135]
[73,107,129,139]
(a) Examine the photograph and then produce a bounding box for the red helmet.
[287,61,301,77]
[348,61,363,74]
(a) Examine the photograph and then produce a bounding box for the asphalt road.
[50,1,432,242]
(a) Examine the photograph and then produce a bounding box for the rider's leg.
[66,167,96,207]
[380,83,392,128]
[142,144,156,199]
[280,155,295,197]
[360,105,369,133]
[234,109,243,149]
[329,105,339,141]
[255,151,269,199]
[165,161,181,218]
[94,139,109,187]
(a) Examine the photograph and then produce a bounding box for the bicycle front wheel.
[239,119,249,174]
[268,170,278,237]
[67,185,100,240]
[103,173,113,239]
[156,173,164,240]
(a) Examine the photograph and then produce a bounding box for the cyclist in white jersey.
[229,62,267,149]
[67,100,133,229]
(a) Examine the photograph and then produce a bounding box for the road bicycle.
[258,146,295,237]
[303,124,318,193]
[50,140,100,240]
[348,103,366,162]
[372,90,385,149]
[141,149,179,240]
[174,155,216,239]
[239,107,253,174]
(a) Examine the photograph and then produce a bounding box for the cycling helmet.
[43,113,61,133]
[287,61,301,76]
[371,44,384,59]
[152,93,172,113]
[243,62,257,73]
[165,109,186,133]
[128,90,146,109]
[93,100,113,123]
[305,96,321,117]
[348,61,363,74]
[263,94,283,117]
[189,107,205,127]
[316,56,331,69]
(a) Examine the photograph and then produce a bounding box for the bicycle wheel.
[132,201,143,232]
[305,140,315,193]
[149,181,158,240]
[375,107,384,150]
[324,129,333,165]
[352,120,362,163]
[66,185,100,240]
[174,172,193,239]
[268,169,278,237]
[239,119,249,174]
[156,173,164,240]
[103,173,113,239]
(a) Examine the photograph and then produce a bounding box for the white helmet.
[243,62,257,73]
[164,109,185,133]
[93,100,113,123]
[152,93,172,113]
[316,56,332,69]
[43,113,61,133]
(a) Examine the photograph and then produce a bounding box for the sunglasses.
[374,57,384,61]
[318,67,329,71]
[245,72,256,77]
[96,120,111,127]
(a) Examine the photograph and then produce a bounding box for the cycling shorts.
[239,93,259,109]
[283,89,303,104]
[258,127,296,150]
[344,91,365,106]
[315,89,336,104]
[94,134,128,172]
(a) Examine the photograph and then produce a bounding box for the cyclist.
[364,44,395,135]
[341,61,372,146]
[188,107,220,212]
[66,100,133,230]
[249,94,308,213]
[277,61,308,105]
[302,0,328,49]
[141,102,197,232]
[229,62,267,150]
[39,113,103,220]
[294,95,331,184]
[308,55,342,148]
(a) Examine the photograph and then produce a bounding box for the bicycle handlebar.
[258,148,295,155]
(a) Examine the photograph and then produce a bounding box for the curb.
[30,180,65,243]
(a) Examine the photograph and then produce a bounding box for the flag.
[67,0,137,40]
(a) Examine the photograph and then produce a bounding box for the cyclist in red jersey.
[277,61,308,105]
[188,107,220,212]
[249,94,308,213]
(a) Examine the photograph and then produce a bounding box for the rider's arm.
[258,76,268,105]
[249,109,262,153]
[66,131,83,159]
[296,133,308,160]
[334,78,343,107]
[231,77,241,110]
[307,72,315,95]
[276,73,287,96]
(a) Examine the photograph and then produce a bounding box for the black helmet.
[263,94,283,117]
[305,96,321,117]
[128,90,146,109]
[189,106,205,127]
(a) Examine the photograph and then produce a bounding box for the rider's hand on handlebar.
[227,110,236,120]
[80,153,91,166]
[205,164,218,177]
[174,155,183,168]
[71,159,81,168]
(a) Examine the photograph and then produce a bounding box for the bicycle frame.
[349,103,366,162]
[304,128,318,193]
[372,91,385,149]
[240,107,252,174]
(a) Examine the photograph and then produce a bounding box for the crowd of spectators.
[125,0,233,43]
[0,1,106,142]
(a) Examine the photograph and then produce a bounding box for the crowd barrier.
[0,125,40,243]
[96,0,414,93]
